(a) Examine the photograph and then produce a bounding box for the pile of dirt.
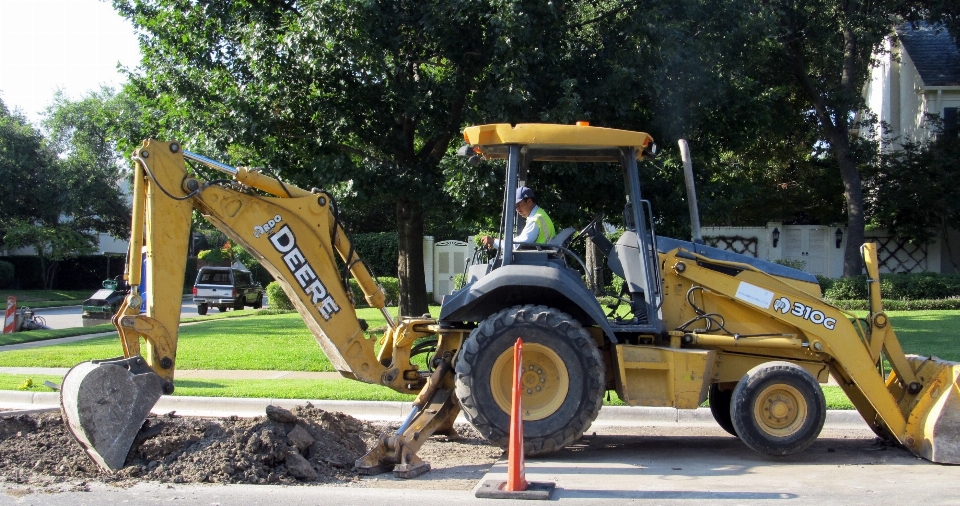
[0,404,385,486]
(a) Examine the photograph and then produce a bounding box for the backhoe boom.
[61,140,463,475]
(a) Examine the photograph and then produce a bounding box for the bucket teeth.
[60,356,164,471]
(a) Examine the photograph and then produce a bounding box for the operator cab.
[440,123,665,339]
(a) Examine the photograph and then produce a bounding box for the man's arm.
[512,219,540,245]
[483,219,541,249]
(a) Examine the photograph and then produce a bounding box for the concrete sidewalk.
[0,366,343,380]
[0,388,869,427]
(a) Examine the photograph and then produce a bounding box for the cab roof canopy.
[462,123,654,163]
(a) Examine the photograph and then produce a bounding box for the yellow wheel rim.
[490,342,570,421]
[753,384,808,437]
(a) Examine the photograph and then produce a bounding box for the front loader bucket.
[60,356,164,471]
[900,356,960,464]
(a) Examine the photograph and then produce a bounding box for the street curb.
[0,391,869,428]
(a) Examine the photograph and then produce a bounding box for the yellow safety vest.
[530,207,556,243]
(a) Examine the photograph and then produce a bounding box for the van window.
[198,271,232,285]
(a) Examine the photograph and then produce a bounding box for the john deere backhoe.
[61,123,960,478]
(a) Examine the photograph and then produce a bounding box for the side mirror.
[641,142,658,160]
[457,144,481,166]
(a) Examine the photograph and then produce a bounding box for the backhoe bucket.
[899,355,960,464]
[60,356,164,471]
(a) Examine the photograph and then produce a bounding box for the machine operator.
[481,186,556,249]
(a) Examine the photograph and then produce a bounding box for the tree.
[865,121,960,263]
[0,99,59,237]
[43,87,143,239]
[0,91,133,289]
[3,221,99,289]
[113,0,523,316]
[741,1,960,275]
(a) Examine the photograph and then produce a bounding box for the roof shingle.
[897,23,960,87]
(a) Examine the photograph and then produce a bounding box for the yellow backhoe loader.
[60,123,960,478]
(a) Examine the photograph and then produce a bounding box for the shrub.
[348,277,400,307]
[819,272,960,302]
[0,261,13,289]
[819,275,868,300]
[828,298,960,311]
[265,281,294,310]
[774,258,806,271]
[604,274,625,295]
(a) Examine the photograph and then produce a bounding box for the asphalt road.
[2,423,959,506]
[30,300,250,330]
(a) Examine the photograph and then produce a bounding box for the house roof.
[897,23,960,87]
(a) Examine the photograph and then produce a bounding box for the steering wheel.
[568,213,605,248]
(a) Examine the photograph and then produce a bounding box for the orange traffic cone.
[474,337,555,500]
[505,338,528,491]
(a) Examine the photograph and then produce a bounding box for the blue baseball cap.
[516,186,535,203]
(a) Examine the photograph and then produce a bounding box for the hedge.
[0,255,126,290]
[350,232,398,278]
[0,261,13,289]
[827,298,960,311]
[818,272,960,301]
[266,277,399,310]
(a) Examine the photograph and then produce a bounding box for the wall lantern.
[835,228,843,248]
[771,227,780,248]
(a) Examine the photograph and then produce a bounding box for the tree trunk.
[834,139,866,276]
[784,27,867,277]
[585,236,604,295]
[45,260,59,290]
[37,252,59,291]
[396,198,429,317]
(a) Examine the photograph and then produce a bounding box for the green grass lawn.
[0,307,409,370]
[864,310,960,361]
[2,290,92,309]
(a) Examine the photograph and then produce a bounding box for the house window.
[944,107,959,136]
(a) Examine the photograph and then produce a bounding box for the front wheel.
[455,305,605,455]
[730,361,826,456]
[252,293,263,309]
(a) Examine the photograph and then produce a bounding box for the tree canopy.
[100,0,960,304]
[0,91,134,289]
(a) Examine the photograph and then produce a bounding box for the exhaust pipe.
[678,139,703,245]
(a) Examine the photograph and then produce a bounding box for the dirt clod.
[0,404,502,490]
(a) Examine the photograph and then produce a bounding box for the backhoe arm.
[61,140,462,473]
[113,140,397,390]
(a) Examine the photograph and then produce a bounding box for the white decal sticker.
[773,295,837,330]
[735,282,775,309]
[269,225,340,321]
[254,214,283,238]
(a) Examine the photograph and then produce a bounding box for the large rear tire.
[197,304,208,316]
[455,305,605,456]
[708,383,737,437]
[730,361,826,456]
